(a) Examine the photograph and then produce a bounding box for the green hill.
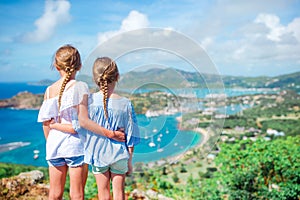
[118,68,300,91]
[62,68,300,92]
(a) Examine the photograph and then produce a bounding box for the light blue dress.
[73,92,140,167]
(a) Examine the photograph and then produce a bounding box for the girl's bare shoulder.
[45,80,63,99]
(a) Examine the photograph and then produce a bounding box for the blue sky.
[0,0,300,82]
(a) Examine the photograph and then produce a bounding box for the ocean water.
[0,83,200,167]
[0,108,199,167]
[0,82,47,99]
[0,109,47,166]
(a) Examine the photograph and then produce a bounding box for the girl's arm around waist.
[49,121,76,134]
[78,94,125,142]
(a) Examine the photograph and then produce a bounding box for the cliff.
[0,170,48,199]
[0,91,43,109]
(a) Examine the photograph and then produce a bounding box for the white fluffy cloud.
[21,0,71,43]
[287,18,300,42]
[254,13,300,43]
[198,12,300,76]
[98,10,149,44]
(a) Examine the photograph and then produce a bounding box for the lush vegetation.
[82,136,300,199]
[2,135,299,199]
[194,136,300,199]
[0,163,48,180]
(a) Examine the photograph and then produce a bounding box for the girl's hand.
[111,129,125,142]
[126,161,133,175]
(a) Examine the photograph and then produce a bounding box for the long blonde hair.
[54,45,81,111]
[93,57,119,120]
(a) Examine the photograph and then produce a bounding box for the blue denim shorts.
[92,159,128,175]
[47,155,84,168]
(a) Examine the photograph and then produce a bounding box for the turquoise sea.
[0,82,278,167]
[0,108,199,167]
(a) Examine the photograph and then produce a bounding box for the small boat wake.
[0,141,31,153]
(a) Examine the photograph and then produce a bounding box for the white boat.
[33,149,40,160]
[148,137,156,147]
[144,132,149,140]
[149,142,156,147]
[157,143,164,152]
[157,148,164,152]
[33,150,40,154]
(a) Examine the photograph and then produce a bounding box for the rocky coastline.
[0,91,43,110]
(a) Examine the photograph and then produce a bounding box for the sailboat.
[157,148,163,152]
[144,132,149,140]
[148,136,156,147]
[166,128,169,134]
[157,143,164,152]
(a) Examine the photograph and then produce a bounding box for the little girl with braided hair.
[73,57,140,200]
[37,45,125,200]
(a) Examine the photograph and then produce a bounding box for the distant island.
[28,79,54,86]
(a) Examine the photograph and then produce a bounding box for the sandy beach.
[193,127,210,146]
[143,116,210,168]
[176,116,210,147]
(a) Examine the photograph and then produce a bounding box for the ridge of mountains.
[35,68,300,92]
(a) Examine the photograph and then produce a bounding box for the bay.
[0,109,200,167]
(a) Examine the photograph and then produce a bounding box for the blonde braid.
[58,68,73,112]
[101,78,109,120]
[93,57,119,124]
[54,45,81,114]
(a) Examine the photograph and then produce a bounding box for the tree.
[197,136,300,199]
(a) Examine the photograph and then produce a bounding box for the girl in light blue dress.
[73,57,140,200]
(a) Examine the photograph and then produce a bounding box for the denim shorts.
[47,155,84,167]
[92,159,128,175]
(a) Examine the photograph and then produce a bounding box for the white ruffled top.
[37,80,89,160]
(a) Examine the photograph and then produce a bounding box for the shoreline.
[176,116,209,147]
[143,116,209,168]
